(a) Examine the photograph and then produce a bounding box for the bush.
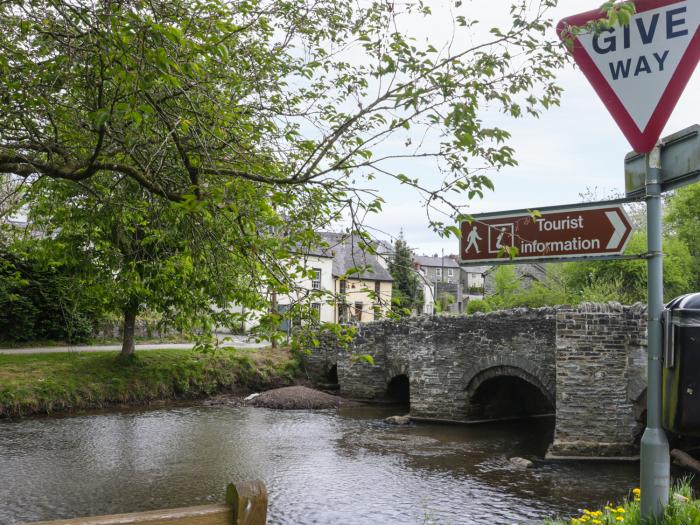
[0,251,101,342]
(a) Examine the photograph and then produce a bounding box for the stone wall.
[548,303,647,458]
[338,308,557,421]
[310,303,649,458]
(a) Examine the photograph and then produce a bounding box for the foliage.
[0,347,296,417]
[0,0,569,348]
[0,249,102,342]
[434,292,456,314]
[666,185,700,289]
[19,176,279,355]
[562,231,693,304]
[479,226,694,311]
[544,480,700,525]
[389,233,423,315]
[466,298,490,314]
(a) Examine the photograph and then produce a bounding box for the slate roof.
[318,232,394,282]
[413,255,461,269]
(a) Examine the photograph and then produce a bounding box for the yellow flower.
[593,511,603,517]
[616,507,625,513]
[583,510,591,515]
[632,488,641,496]
[616,517,624,522]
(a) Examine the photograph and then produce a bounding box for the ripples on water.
[0,404,641,524]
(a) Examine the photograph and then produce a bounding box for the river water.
[0,404,641,525]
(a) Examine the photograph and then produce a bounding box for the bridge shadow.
[467,372,554,421]
[386,374,410,407]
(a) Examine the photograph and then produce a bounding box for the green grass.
[0,348,298,417]
[544,480,700,525]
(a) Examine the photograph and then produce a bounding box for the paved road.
[0,335,269,355]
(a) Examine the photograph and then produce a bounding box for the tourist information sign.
[557,0,700,153]
[459,203,634,265]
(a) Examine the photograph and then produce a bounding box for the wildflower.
[616,517,624,522]
[616,507,625,513]
[591,520,602,524]
[632,488,641,496]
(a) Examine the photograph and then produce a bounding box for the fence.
[23,480,267,525]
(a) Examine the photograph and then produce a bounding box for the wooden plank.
[22,504,231,525]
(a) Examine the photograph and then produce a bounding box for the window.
[354,302,363,322]
[311,303,321,319]
[339,280,346,295]
[311,268,321,290]
[339,303,349,323]
[435,268,442,277]
[374,280,381,295]
[447,268,453,277]
[373,304,382,320]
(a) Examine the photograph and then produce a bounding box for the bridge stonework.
[304,303,648,459]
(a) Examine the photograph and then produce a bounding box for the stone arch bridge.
[305,304,649,459]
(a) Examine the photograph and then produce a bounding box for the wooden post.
[226,480,268,525]
[21,481,268,525]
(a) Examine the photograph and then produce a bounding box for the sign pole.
[640,145,670,520]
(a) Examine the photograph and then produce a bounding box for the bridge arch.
[465,365,555,420]
[386,374,410,405]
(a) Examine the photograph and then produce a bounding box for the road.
[0,335,269,355]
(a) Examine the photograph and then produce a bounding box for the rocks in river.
[385,415,411,425]
[247,386,342,410]
[509,456,534,468]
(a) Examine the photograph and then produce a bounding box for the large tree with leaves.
[0,0,569,351]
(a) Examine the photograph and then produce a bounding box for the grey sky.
[361,0,700,256]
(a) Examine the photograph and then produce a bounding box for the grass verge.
[544,479,700,525]
[0,347,298,418]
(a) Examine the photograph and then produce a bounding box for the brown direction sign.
[459,203,635,265]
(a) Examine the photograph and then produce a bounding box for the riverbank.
[0,347,298,418]
[544,480,700,525]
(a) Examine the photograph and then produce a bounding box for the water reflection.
[1,404,642,525]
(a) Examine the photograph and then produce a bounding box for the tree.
[665,185,700,289]
[388,233,422,315]
[0,0,568,349]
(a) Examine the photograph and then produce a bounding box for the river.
[0,403,642,524]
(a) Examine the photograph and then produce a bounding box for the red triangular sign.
[558,0,700,153]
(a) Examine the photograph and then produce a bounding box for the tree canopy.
[0,0,569,351]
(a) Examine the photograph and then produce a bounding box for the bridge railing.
[22,480,268,525]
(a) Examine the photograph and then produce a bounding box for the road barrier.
[22,480,268,525]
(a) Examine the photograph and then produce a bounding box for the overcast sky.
[360,0,700,256]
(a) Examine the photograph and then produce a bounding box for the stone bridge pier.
[304,303,648,459]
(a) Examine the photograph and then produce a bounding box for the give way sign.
[558,0,699,153]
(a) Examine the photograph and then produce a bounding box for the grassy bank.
[0,348,298,418]
[545,480,700,525]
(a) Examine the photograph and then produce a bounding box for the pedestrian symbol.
[464,226,482,255]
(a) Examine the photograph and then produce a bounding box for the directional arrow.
[605,210,626,250]
[460,202,635,265]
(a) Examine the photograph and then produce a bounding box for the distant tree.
[666,185,700,290]
[388,234,423,315]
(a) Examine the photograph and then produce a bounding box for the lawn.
[0,347,297,417]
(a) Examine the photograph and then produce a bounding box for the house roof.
[413,255,461,269]
[318,232,394,282]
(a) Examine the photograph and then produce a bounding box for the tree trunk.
[270,290,278,349]
[121,299,139,358]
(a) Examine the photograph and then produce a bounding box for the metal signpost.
[459,203,635,265]
[458,1,698,520]
[557,0,699,519]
